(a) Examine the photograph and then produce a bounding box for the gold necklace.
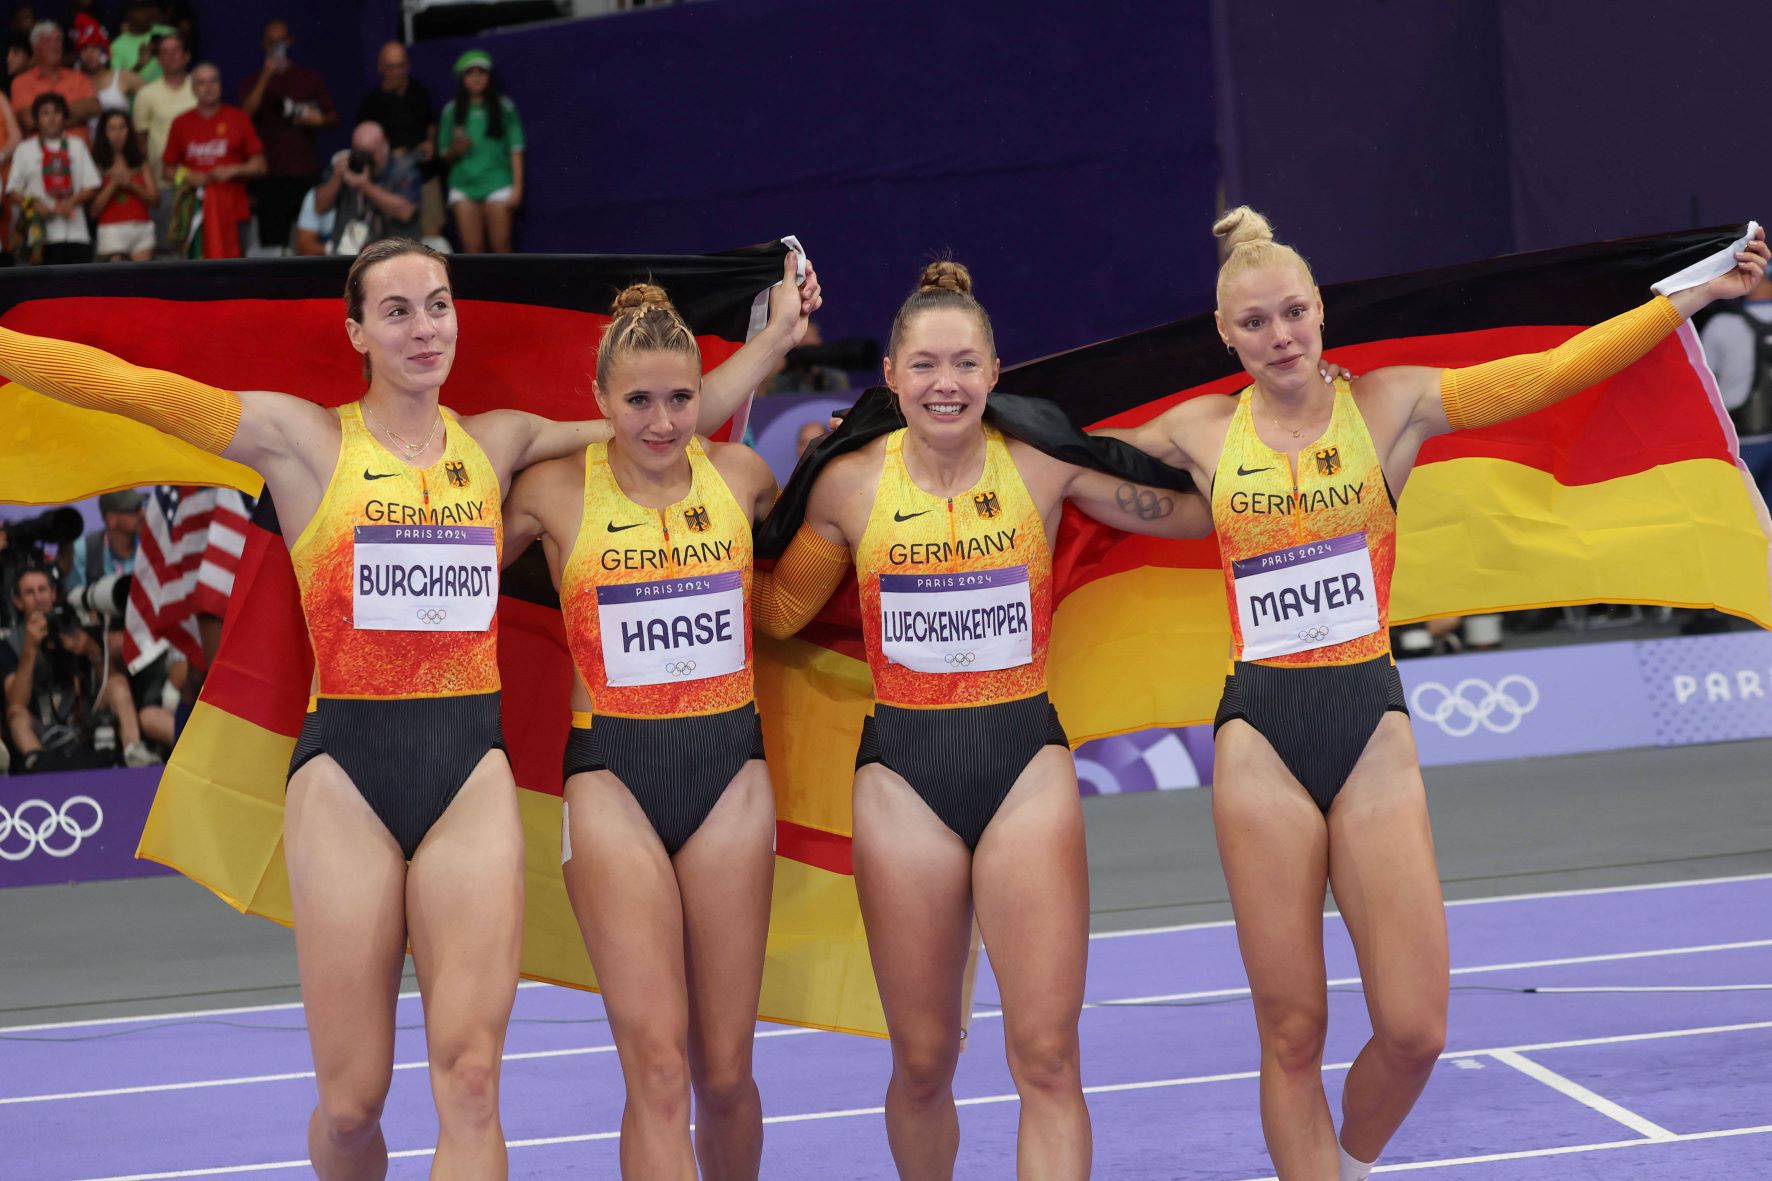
[362,400,442,457]
[1256,391,1325,441]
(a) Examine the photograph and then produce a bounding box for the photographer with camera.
[3,564,159,774]
[312,119,418,255]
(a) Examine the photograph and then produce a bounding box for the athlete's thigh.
[406,748,525,1053]
[852,763,975,1047]
[971,747,1089,1034]
[285,754,409,1097]
[1212,720,1332,1006]
[676,759,776,1066]
[561,769,691,1046]
[1326,715,1448,1030]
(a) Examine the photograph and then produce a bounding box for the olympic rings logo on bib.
[945,651,979,667]
[663,660,699,677]
[1298,625,1331,643]
[415,608,448,625]
[0,796,104,861]
[1231,532,1379,661]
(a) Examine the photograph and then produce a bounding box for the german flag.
[756,226,1772,815]
[0,246,893,1036]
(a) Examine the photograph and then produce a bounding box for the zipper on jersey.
[946,496,955,546]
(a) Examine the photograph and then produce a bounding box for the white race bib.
[597,571,746,687]
[353,524,498,632]
[1232,532,1379,660]
[878,566,1033,674]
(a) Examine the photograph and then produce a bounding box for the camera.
[347,149,375,175]
[66,570,132,619]
[6,507,84,550]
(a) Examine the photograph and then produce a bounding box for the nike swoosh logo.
[606,521,645,533]
[363,469,399,480]
[1236,464,1272,476]
[893,509,930,522]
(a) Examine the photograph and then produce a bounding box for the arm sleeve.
[0,325,241,453]
[1441,296,1684,431]
[752,524,849,639]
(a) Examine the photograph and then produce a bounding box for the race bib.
[1232,532,1379,660]
[879,566,1033,674]
[353,524,497,631]
[597,571,746,687]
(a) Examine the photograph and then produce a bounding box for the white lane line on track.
[1231,1123,1772,1180]
[1091,871,1772,939]
[10,940,1769,1106]
[62,1023,1772,1181]
[1486,1049,1675,1140]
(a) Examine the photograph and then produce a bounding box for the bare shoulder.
[704,437,775,488]
[508,450,583,507]
[819,435,887,495]
[455,406,531,446]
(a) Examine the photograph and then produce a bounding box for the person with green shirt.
[111,0,173,83]
[436,49,522,254]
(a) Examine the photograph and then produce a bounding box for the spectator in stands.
[66,490,139,595]
[3,564,160,773]
[132,29,193,187]
[437,49,522,253]
[163,62,264,259]
[357,40,441,239]
[90,109,157,261]
[7,6,33,42]
[240,18,334,255]
[4,33,27,92]
[12,21,98,141]
[156,1,198,63]
[1700,267,1772,437]
[75,20,140,142]
[112,0,172,81]
[7,92,99,264]
[762,320,850,394]
[291,181,334,255]
[313,120,418,253]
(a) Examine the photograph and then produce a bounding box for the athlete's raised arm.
[751,448,867,640]
[1059,461,1213,539]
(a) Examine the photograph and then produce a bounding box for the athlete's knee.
[1004,1024,1082,1097]
[1258,1003,1328,1075]
[314,1090,387,1150]
[1374,1010,1445,1073]
[691,1054,757,1117]
[627,1037,693,1118]
[891,1034,960,1107]
[433,1048,501,1128]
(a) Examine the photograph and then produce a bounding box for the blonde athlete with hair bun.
[753,260,1210,1181]
[0,239,819,1179]
[1108,207,1768,1181]
[503,282,780,1181]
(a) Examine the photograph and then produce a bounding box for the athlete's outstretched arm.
[696,250,822,435]
[752,456,856,640]
[0,325,335,473]
[1062,465,1213,539]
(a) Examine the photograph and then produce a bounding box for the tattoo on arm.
[1116,483,1174,521]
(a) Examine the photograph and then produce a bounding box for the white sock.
[1339,1144,1376,1181]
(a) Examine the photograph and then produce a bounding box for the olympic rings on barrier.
[664,660,698,676]
[415,608,448,624]
[0,796,104,861]
[944,652,978,667]
[1297,625,1331,643]
[1410,675,1540,737]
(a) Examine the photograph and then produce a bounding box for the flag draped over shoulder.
[0,247,895,1037]
[756,227,1772,783]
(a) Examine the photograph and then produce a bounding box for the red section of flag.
[777,819,853,876]
[496,594,575,798]
[199,517,312,738]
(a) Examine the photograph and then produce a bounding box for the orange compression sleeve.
[752,524,850,639]
[1440,296,1683,431]
[0,325,242,453]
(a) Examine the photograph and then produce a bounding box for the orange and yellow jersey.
[289,401,502,699]
[561,438,754,721]
[856,426,1052,709]
[1211,378,1396,668]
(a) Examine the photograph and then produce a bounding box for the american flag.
[122,486,254,673]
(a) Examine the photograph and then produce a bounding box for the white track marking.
[57,1022,1772,1180]
[1089,871,1772,939]
[1230,1123,1772,1180]
[1487,1049,1675,1139]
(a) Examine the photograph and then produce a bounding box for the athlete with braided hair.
[1109,208,1767,1181]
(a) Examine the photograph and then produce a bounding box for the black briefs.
[562,702,765,856]
[288,691,505,860]
[1213,654,1408,812]
[856,692,1069,850]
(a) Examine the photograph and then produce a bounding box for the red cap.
[73,18,109,54]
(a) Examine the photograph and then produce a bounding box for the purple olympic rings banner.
[1073,630,1772,793]
[0,765,173,888]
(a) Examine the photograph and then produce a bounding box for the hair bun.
[1212,206,1275,251]
[610,282,675,317]
[917,260,974,297]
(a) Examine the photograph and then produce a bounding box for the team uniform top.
[289,402,503,700]
[1210,378,1396,669]
[561,438,754,721]
[856,426,1052,709]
